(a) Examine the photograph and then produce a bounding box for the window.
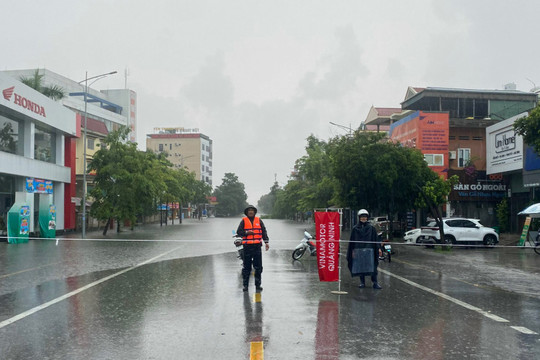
[424,154,444,166]
[0,116,23,155]
[458,136,470,140]
[458,148,470,167]
[170,144,172,150]
[201,165,204,172]
[88,138,95,150]
[158,144,163,152]
[34,127,56,163]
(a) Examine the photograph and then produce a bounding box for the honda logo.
[3,86,14,101]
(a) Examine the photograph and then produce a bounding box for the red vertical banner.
[315,211,340,282]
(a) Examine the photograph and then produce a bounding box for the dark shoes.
[358,282,382,289]
[256,286,263,293]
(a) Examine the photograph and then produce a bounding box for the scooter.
[378,233,392,262]
[292,230,316,260]
[233,233,244,265]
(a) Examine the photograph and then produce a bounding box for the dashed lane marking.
[250,341,264,360]
[253,293,262,303]
[0,246,183,330]
[379,268,538,336]
[511,326,539,335]
[0,261,61,279]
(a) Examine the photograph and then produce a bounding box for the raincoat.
[347,221,380,277]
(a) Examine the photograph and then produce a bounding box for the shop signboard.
[486,113,526,175]
[448,170,507,202]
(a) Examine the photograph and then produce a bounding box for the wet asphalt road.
[0,218,539,359]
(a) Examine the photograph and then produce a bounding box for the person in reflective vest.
[236,205,269,292]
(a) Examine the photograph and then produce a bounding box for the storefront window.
[0,175,15,232]
[34,126,56,163]
[0,115,24,155]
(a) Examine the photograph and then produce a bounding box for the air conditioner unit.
[449,151,457,160]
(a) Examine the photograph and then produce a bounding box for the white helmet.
[357,209,369,217]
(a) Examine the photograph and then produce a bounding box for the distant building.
[146,128,213,186]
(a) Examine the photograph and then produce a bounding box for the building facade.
[146,128,213,186]
[0,72,77,234]
[373,86,537,227]
[2,69,136,231]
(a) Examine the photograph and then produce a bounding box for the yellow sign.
[519,216,531,246]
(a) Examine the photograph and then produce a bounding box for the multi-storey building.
[2,69,136,231]
[364,86,538,228]
[146,128,213,186]
[0,72,77,234]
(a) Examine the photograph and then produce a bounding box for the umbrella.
[518,203,540,217]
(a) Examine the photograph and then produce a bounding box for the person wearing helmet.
[236,205,270,292]
[346,209,383,289]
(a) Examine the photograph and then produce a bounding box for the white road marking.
[510,326,539,335]
[379,268,538,335]
[0,246,182,330]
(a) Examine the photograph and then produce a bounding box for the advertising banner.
[519,216,531,246]
[26,178,53,194]
[315,211,340,282]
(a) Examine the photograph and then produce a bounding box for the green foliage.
[415,175,459,210]
[19,69,66,100]
[514,105,540,155]
[257,181,280,215]
[88,126,208,231]
[329,131,436,214]
[496,198,509,233]
[213,173,248,216]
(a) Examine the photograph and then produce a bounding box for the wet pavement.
[0,218,539,359]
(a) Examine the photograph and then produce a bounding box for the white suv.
[418,218,499,247]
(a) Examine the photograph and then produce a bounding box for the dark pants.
[242,245,263,287]
[360,272,378,284]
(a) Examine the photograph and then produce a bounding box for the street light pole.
[329,121,353,135]
[80,70,117,239]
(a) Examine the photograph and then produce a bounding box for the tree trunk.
[103,218,111,236]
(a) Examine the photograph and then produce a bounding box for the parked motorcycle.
[292,230,316,260]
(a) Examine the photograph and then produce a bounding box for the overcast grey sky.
[3,0,540,203]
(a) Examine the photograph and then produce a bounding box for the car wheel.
[483,234,497,248]
[442,235,455,248]
[443,235,455,244]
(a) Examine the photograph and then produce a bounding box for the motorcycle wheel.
[292,247,306,260]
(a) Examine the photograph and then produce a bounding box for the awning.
[518,203,540,217]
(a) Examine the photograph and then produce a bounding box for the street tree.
[257,180,281,215]
[329,131,442,231]
[514,105,540,154]
[415,175,459,246]
[213,173,248,216]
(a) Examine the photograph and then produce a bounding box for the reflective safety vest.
[242,216,263,245]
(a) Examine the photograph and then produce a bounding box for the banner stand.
[331,209,347,295]
[315,208,348,295]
